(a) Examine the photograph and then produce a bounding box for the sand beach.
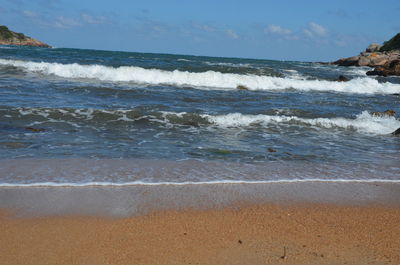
[1,182,400,265]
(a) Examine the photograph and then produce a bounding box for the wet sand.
[1,182,400,264]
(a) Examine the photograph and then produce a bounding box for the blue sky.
[1,0,399,61]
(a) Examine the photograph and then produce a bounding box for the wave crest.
[1,59,399,94]
[201,111,399,135]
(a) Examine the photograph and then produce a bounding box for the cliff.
[0,25,51,48]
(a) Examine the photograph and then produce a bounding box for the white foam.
[281,69,308,80]
[177,58,192,62]
[203,61,253,68]
[1,59,399,94]
[199,111,400,135]
[0,178,400,187]
[344,66,371,76]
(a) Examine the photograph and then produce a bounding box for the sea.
[0,45,399,186]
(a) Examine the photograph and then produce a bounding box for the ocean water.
[0,45,399,185]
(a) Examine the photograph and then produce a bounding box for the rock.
[366,67,386,76]
[388,51,400,61]
[335,75,350,82]
[369,54,389,66]
[237,85,249,90]
[332,52,395,68]
[366,43,382,53]
[25,127,46,132]
[267,148,277,152]
[370,109,396,117]
[383,110,396,116]
[357,56,371,66]
[329,33,400,71]
[0,25,50,48]
[392,128,400,136]
[366,59,400,76]
[0,142,26,148]
[332,56,360,66]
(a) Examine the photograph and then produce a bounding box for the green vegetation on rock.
[15,32,26,40]
[0,26,14,40]
[380,33,400,52]
[0,25,26,41]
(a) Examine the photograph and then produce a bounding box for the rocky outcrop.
[366,60,400,76]
[330,33,400,76]
[0,25,50,48]
[366,43,382,53]
[332,51,399,68]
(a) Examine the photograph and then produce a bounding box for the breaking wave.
[7,107,399,135]
[200,111,400,135]
[1,59,399,94]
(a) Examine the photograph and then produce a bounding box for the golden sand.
[1,203,399,265]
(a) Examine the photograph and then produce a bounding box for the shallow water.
[0,45,399,185]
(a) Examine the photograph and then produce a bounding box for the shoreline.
[1,158,400,188]
[2,177,400,187]
[1,182,400,217]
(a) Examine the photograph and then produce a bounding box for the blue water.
[0,45,399,184]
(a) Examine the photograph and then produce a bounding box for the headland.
[0,25,50,48]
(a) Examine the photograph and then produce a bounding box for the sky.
[1,0,399,61]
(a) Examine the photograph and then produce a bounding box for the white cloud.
[22,10,37,18]
[226,29,239,39]
[264,24,292,35]
[304,22,327,38]
[81,14,107,24]
[151,25,164,32]
[309,22,327,36]
[194,23,217,32]
[54,16,81,28]
[334,40,347,47]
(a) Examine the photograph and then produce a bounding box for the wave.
[8,107,399,135]
[0,59,399,94]
[200,111,400,135]
[344,66,371,76]
[281,69,308,80]
[202,61,253,68]
[1,178,400,187]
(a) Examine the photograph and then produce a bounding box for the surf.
[1,58,399,94]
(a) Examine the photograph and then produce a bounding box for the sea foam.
[195,111,400,135]
[1,178,400,187]
[1,59,399,94]
[155,110,400,135]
